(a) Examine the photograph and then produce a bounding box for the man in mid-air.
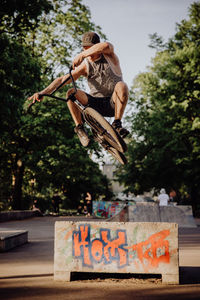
[29,32,129,147]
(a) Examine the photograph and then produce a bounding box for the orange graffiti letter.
[73,225,92,267]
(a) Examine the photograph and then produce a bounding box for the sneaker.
[112,119,130,139]
[74,124,90,147]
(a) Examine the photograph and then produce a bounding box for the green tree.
[21,98,112,211]
[0,0,110,211]
[0,0,53,35]
[120,2,200,212]
[25,0,105,78]
[0,34,42,209]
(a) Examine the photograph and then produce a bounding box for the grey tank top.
[85,55,122,97]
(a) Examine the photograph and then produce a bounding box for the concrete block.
[162,273,179,284]
[128,202,161,222]
[92,201,126,218]
[109,206,129,222]
[0,230,28,252]
[94,201,196,228]
[54,221,179,284]
[0,210,42,222]
[160,205,196,228]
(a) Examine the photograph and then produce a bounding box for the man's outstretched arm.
[72,42,115,69]
[28,64,86,102]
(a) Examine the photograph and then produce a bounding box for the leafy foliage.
[25,0,106,78]
[0,0,53,35]
[0,0,111,211]
[0,33,42,209]
[120,2,200,210]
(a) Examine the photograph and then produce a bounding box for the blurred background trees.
[119,2,200,214]
[0,0,110,212]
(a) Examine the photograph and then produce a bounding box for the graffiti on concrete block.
[92,201,126,218]
[72,225,128,268]
[72,225,170,270]
[129,229,170,271]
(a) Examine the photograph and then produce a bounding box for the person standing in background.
[158,188,169,206]
[85,192,92,216]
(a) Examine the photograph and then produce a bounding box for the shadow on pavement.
[1,276,200,300]
[180,267,200,284]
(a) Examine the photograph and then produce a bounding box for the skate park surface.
[0,215,200,299]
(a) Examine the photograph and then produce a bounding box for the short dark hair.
[82,32,100,47]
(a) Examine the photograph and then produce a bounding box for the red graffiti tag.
[130,230,170,270]
[72,226,171,271]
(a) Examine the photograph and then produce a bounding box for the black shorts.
[86,93,115,117]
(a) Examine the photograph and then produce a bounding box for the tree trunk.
[190,184,199,217]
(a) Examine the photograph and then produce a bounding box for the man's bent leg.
[66,89,90,147]
[112,81,129,120]
[111,82,130,138]
[66,88,88,125]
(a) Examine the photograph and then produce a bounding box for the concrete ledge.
[0,230,28,252]
[54,221,179,284]
[159,205,196,228]
[0,210,42,222]
[109,206,129,222]
[93,201,126,218]
[93,201,196,228]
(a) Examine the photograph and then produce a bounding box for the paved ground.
[0,216,200,299]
